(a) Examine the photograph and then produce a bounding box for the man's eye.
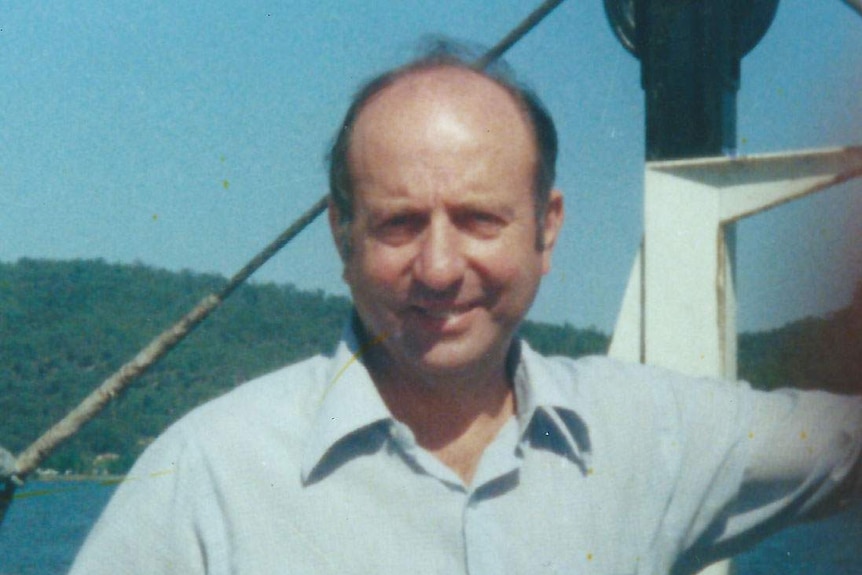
[384,214,420,229]
[374,214,424,242]
[458,212,504,236]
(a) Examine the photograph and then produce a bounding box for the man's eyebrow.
[366,198,516,218]
[451,197,517,218]
[358,186,521,215]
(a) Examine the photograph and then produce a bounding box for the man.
[70,46,861,575]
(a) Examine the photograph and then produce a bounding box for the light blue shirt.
[70,323,862,575]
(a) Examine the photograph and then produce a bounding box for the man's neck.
[365,347,516,486]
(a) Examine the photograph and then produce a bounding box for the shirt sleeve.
[739,388,862,514]
[668,377,862,568]
[68,422,224,575]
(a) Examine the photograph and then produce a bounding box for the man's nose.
[413,218,466,291]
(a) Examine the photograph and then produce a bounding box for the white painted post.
[608,146,862,574]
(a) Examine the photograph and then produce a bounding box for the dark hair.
[327,39,558,251]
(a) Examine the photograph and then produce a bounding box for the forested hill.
[1,258,859,475]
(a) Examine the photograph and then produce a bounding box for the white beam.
[647,146,862,223]
[611,145,862,379]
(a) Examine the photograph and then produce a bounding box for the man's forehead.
[353,65,529,134]
[346,67,537,183]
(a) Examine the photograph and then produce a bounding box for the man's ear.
[327,198,350,262]
[540,189,564,275]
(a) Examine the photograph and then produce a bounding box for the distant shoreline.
[31,474,126,484]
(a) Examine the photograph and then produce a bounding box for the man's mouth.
[422,308,461,320]
[409,303,476,324]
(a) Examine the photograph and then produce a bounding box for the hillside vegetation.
[1,259,859,475]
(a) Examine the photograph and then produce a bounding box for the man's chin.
[408,340,501,379]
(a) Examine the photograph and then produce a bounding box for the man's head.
[328,43,559,257]
[327,43,564,383]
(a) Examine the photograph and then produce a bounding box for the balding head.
[352,66,532,153]
[349,66,537,216]
[327,45,557,255]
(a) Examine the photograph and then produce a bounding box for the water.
[733,501,862,575]
[1,481,115,575]
[1,481,860,574]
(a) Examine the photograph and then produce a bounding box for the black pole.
[638,0,738,160]
[605,0,779,161]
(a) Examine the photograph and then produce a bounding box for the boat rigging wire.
[843,0,862,19]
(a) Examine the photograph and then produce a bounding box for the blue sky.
[1,1,860,333]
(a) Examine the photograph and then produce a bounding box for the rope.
[0,0,567,526]
[843,0,862,18]
[0,447,19,485]
[473,0,566,70]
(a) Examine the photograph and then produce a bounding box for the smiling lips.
[407,302,479,330]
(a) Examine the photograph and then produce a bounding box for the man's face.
[332,67,562,383]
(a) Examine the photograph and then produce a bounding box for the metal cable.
[843,0,862,18]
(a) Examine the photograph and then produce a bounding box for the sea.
[1,480,860,575]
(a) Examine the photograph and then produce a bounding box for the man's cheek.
[364,252,411,284]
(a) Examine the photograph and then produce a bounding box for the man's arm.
[740,388,862,514]
[670,380,862,570]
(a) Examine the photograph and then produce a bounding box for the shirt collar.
[301,320,594,482]
[515,340,594,471]
[300,317,393,483]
